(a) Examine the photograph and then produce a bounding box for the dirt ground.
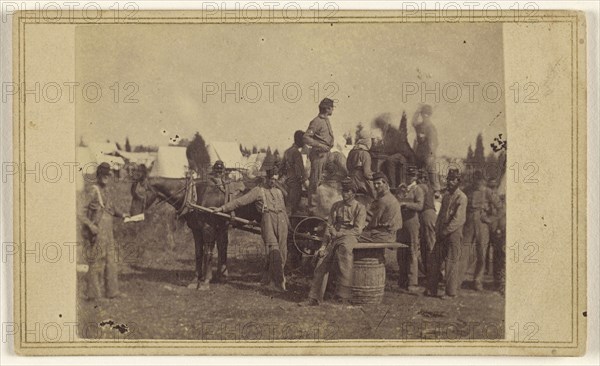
[76,180,505,341]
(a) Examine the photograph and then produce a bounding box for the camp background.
[75,22,506,159]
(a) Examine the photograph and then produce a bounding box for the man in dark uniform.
[397,166,425,293]
[280,130,307,215]
[78,162,129,300]
[305,178,367,306]
[304,98,335,208]
[346,128,374,197]
[426,168,467,299]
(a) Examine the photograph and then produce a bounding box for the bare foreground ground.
[77,181,504,341]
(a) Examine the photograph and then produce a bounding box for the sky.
[76,22,506,158]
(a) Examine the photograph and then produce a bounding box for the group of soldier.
[79,97,505,305]
[215,98,505,304]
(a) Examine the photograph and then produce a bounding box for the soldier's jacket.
[346,146,373,193]
[399,182,424,221]
[305,115,334,152]
[222,184,286,214]
[465,184,501,222]
[436,188,467,237]
[328,199,367,239]
[418,182,436,212]
[366,191,403,235]
[78,183,123,244]
[280,144,305,185]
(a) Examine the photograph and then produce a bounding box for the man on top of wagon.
[303,178,367,306]
[304,98,335,208]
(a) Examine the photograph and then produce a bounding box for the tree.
[474,133,485,165]
[186,132,210,173]
[115,142,122,150]
[125,137,132,152]
[466,145,474,164]
[252,145,258,154]
[78,136,87,147]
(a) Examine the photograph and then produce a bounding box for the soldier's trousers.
[461,212,490,286]
[85,241,119,299]
[416,155,440,192]
[426,229,462,296]
[199,221,229,283]
[285,181,303,215]
[308,150,328,203]
[309,235,356,301]
[397,216,420,287]
[419,209,437,272]
[261,211,289,288]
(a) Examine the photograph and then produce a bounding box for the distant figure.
[78,162,129,301]
[461,171,502,291]
[346,128,374,196]
[373,113,416,188]
[304,98,335,208]
[280,130,307,215]
[305,178,367,306]
[412,104,440,194]
[130,164,150,216]
[426,168,467,299]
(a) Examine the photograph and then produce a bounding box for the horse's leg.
[198,223,217,290]
[215,222,229,282]
[187,228,204,289]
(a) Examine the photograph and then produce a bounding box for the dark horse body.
[132,175,262,289]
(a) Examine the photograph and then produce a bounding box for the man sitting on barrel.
[361,172,403,249]
[304,178,367,306]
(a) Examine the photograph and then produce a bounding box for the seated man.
[361,172,403,244]
[304,178,367,306]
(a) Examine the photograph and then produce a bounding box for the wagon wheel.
[292,216,327,257]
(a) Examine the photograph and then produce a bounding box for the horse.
[130,171,262,290]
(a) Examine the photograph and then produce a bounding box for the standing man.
[346,128,374,196]
[397,166,424,293]
[305,178,367,306]
[214,161,289,293]
[461,171,502,291]
[79,162,129,301]
[426,168,467,299]
[280,130,308,215]
[304,98,335,208]
[412,104,440,195]
[361,172,403,246]
[417,169,437,274]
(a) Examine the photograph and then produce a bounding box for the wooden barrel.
[350,257,386,305]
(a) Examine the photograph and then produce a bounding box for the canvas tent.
[206,141,245,170]
[116,151,156,167]
[148,146,189,178]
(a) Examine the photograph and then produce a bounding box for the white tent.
[116,151,155,167]
[148,146,189,178]
[206,141,245,170]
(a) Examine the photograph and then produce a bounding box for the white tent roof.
[206,141,244,169]
[117,151,155,166]
[88,142,118,156]
[149,146,189,178]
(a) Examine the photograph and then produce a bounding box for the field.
[76,178,504,341]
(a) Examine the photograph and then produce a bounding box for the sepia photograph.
[74,21,507,341]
